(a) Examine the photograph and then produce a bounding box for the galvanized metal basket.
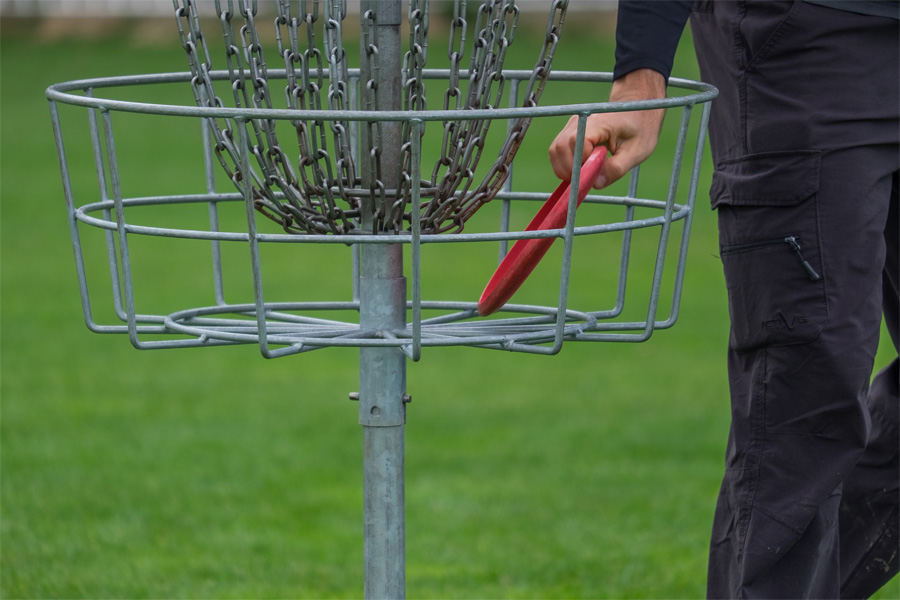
[48,68,713,360]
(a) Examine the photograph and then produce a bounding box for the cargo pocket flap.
[710,151,821,208]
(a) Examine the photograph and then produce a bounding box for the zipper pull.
[785,236,821,281]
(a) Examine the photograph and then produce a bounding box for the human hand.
[549,69,667,189]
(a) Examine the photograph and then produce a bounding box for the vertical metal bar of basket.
[101,109,141,348]
[50,99,98,332]
[656,100,712,329]
[351,73,362,305]
[200,112,226,307]
[498,77,520,262]
[358,1,406,598]
[504,109,588,356]
[86,90,129,324]
[639,103,692,340]
[410,118,424,363]
[233,117,265,353]
[614,167,640,316]
[232,115,302,359]
[550,111,589,352]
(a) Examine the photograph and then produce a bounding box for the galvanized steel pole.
[358,1,406,598]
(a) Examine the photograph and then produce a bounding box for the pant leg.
[707,147,896,599]
[839,178,900,600]
[690,2,900,598]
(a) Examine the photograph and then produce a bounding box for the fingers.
[548,114,604,183]
[549,116,586,181]
[549,113,620,189]
[550,108,664,190]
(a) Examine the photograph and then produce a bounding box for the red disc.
[477,146,607,317]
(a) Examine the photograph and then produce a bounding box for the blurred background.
[1,1,895,598]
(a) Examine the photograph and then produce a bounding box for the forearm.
[613,0,693,81]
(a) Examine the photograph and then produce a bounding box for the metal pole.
[358,1,406,598]
[358,248,406,600]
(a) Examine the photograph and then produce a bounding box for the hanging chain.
[174,0,568,235]
[175,0,357,235]
[391,0,429,233]
[359,4,390,233]
[423,0,567,233]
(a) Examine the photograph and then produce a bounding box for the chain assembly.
[173,0,569,235]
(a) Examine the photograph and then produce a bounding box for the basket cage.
[46,0,716,361]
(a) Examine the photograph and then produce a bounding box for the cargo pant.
[689,2,899,598]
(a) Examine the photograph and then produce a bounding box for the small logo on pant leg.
[762,312,809,331]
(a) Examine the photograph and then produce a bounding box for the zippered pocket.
[721,235,821,281]
[718,229,828,353]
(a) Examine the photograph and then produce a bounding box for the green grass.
[2,14,897,600]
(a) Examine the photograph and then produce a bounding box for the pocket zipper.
[721,235,822,281]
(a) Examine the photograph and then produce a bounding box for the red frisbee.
[477,146,607,317]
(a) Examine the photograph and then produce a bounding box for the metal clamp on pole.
[358,275,408,428]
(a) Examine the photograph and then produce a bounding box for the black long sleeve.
[613,0,693,81]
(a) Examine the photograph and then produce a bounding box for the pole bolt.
[350,392,410,404]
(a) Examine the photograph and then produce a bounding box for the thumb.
[595,143,646,189]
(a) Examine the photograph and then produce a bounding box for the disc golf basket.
[46,1,716,597]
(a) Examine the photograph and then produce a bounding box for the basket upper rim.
[46,68,718,122]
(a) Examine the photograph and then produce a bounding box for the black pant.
[690,2,899,598]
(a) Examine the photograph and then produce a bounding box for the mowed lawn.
[2,10,896,600]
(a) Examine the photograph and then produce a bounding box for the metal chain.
[392,0,429,233]
[433,0,568,233]
[251,0,355,234]
[275,0,331,230]
[360,4,388,232]
[424,0,519,233]
[176,0,261,226]
[174,0,568,236]
[280,0,359,233]
[175,0,358,235]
